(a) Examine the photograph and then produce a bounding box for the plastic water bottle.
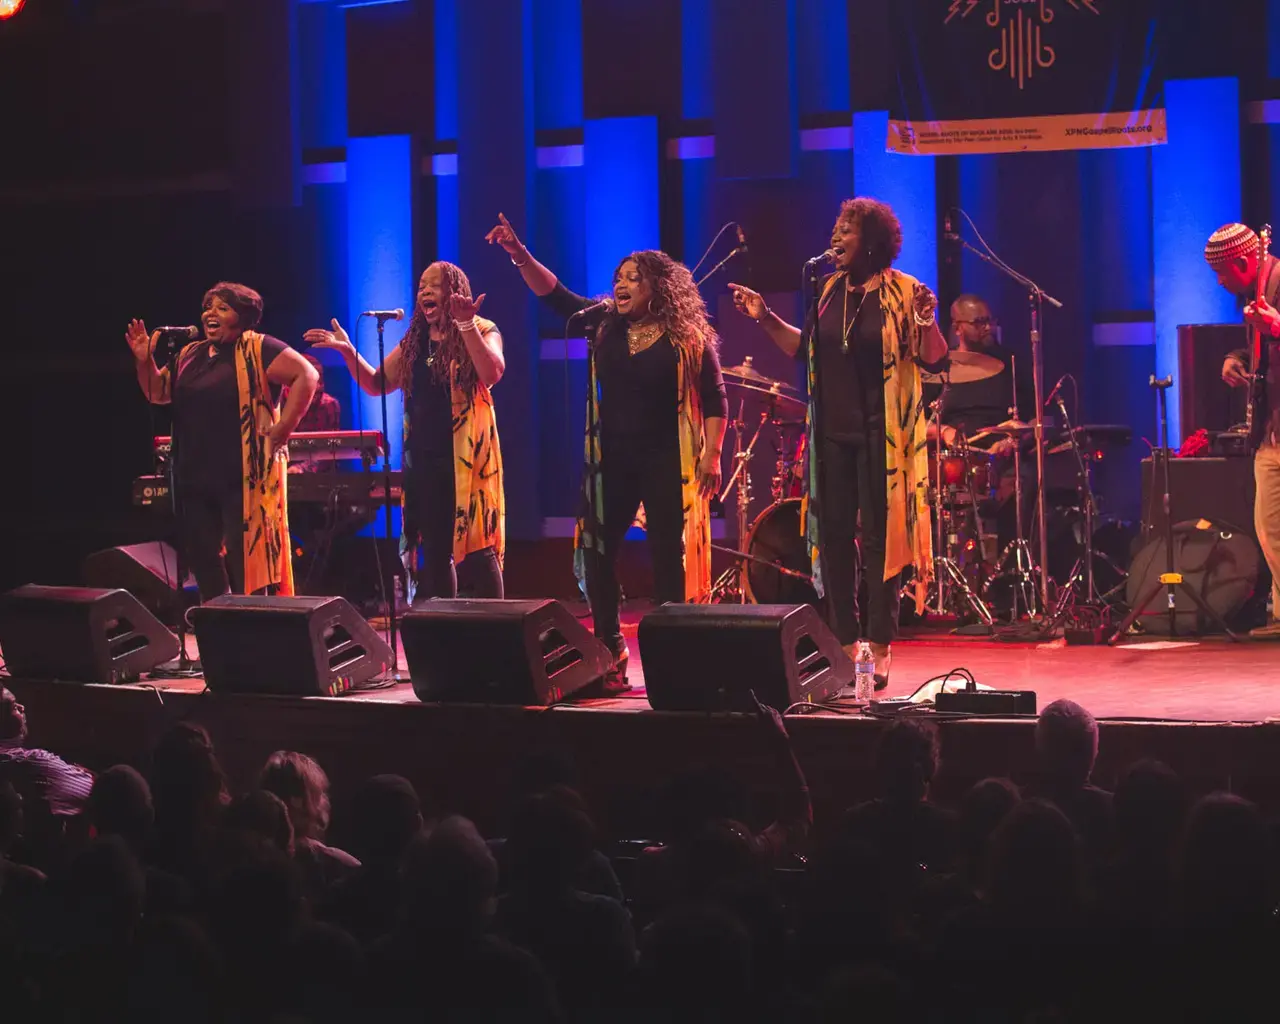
[854,641,875,704]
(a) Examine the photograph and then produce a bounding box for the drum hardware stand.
[1109,375,1241,643]
[983,354,1041,622]
[709,396,773,602]
[1043,394,1126,629]
[948,208,1060,618]
[928,380,995,628]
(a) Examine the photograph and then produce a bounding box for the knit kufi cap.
[1204,223,1258,268]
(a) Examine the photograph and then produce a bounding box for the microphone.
[362,309,404,321]
[1044,374,1068,408]
[569,299,614,319]
[157,325,200,339]
[735,224,749,254]
[805,248,839,266]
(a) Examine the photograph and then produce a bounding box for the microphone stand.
[947,229,1061,621]
[695,245,748,288]
[371,311,402,675]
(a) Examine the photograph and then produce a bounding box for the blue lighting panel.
[682,0,712,120]
[853,110,937,292]
[347,135,412,499]
[584,117,660,299]
[1152,77,1241,444]
[533,0,583,130]
[435,0,458,142]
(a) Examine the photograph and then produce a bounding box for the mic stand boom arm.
[950,235,1062,619]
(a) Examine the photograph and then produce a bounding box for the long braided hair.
[400,261,480,399]
[598,250,718,359]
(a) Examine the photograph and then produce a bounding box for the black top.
[809,282,886,444]
[407,342,455,461]
[541,282,728,453]
[171,335,288,494]
[923,344,1034,442]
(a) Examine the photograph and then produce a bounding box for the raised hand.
[303,319,354,357]
[1222,355,1252,388]
[448,292,486,322]
[913,285,938,321]
[729,282,768,322]
[484,212,524,255]
[125,319,159,363]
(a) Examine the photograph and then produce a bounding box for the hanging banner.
[889,0,1166,156]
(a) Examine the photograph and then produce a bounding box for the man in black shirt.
[925,294,1033,449]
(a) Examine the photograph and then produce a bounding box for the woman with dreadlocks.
[486,213,727,693]
[305,262,505,602]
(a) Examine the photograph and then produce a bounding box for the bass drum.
[744,499,861,608]
[744,500,817,605]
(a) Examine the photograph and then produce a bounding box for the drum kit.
[710,351,1136,632]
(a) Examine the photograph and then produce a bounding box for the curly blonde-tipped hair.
[603,250,718,358]
[400,261,481,397]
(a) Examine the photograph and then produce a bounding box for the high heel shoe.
[601,646,632,696]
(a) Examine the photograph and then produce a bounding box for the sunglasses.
[955,317,996,327]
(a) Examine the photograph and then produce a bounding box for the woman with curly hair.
[487,214,727,692]
[305,262,505,602]
[729,198,948,689]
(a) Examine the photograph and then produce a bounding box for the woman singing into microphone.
[486,214,727,693]
[126,282,318,600]
[306,262,505,602]
[730,198,948,689]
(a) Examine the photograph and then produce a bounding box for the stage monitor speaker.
[638,603,854,713]
[0,584,180,684]
[190,595,394,696]
[82,542,197,626]
[401,599,613,705]
[1140,457,1257,546]
[1125,519,1262,635]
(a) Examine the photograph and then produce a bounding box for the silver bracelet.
[913,310,936,327]
[511,251,530,268]
[754,307,772,323]
[454,316,480,334]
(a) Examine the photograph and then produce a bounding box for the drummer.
[924,294,1034,449]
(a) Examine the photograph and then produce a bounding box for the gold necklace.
[627,321,665,356]
[842,278,869,353]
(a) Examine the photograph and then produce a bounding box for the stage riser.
[8,680,1280,838]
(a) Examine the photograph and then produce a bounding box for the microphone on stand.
[805,247,840,266]
[570,299,615,320]
[735,224,749,256]
[1044,374,1068,408]
[362,309,404,322]
[157,326,200,339]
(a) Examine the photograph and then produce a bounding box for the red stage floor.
[88,606,1280,726]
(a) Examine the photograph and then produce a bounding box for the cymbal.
[730,381,805,411]
[722,357,798,392]
[921,350,1005,385]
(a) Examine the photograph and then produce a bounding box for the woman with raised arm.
[486,214,727,694]
[305,262,505,603]
[728,198,949,690]
[126,282,317,600]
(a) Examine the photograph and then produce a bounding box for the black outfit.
[403,349,503,602]
[1228,256,1280,448]
[169,335,287,600]
[542,282,727,652]
[923,342,1036,556]
[923,342,1034,439]
[804,278,947,646]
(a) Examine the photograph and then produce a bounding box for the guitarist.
[1211,222,1280,638]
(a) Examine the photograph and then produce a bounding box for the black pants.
[178,486,246,602]
[405,454,503,603]
[584,443,685,654]
[818,435,900,646]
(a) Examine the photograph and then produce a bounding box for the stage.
[5,607,1280,838]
